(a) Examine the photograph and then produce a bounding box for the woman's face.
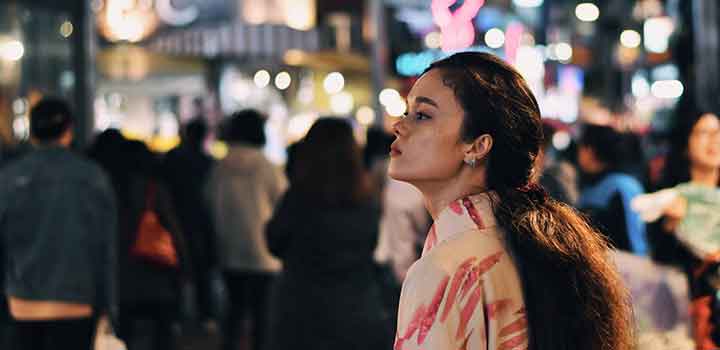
[688,113,720,170]
[388,69,469,184]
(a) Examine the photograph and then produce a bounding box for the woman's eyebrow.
[414,96,439,108]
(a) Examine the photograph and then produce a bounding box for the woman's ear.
[464,134,493,165]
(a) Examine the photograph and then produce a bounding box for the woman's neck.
[415,176,486,220]
[690,165,719,187]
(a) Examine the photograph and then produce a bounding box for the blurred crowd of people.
[0,94,719,350]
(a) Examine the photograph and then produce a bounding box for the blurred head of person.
[182,117,208,147]
[220,109,266,147]
[284,141,302,185]
[663,108,720,187]
[541,121,557,152]
[389,52,631,349]
[577,124,627,175]
[363,127,394,169]
[294,117,372,206]
[125,140,158,176]
[536,121,561,171]
[88,128,126,172]
[29,97,74,147]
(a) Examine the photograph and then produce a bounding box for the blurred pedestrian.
[265,117,392,350]
[284,140,302,185]
[89,133,192,350]
[647,109,720,350]
[538,121,579,205]
[389,52,632,350]
[206,110,286,350]
[577,124,648,255]
[162,118,216,324]
[0,98,117,350]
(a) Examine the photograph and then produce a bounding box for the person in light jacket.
[206,109,286,350]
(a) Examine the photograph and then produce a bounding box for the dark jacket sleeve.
[92,171,118,327]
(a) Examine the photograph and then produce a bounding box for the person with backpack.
[89,132,192,350]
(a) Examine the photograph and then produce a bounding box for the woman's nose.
[393,118,405,137]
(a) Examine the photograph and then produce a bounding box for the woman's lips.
[390,145,402,157]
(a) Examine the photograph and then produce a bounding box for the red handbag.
[130,182,179,268]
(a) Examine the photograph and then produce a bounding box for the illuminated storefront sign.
[242,0,316,31]
[97,0,316,43]
[155,0,199,26]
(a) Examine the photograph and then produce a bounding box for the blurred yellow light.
[484,28,505,49]
[379,89,401,107]
[60,21,74,38]
[552,131,571,150]
[424,31,442,49]
[620,30,641,48]
[99,0,159,42]
[330,92,354,115]
[0,40,24,61]
[651,80,683,99]
[356,106,375,126]
[254,70,271,88]
[555,43,573,61]
[210,141,229,159]
[576,3,600,22]
[644,17,674,53]
[323,72,345,94]
[385,100,407,117]
[284,0,316,30]
[275,71,292,90]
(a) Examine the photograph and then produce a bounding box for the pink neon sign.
[504,21,524,64]
[431,0,485,52]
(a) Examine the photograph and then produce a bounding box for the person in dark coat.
[89,133,192,350]
[162,118,216,322]
[1,98,116,350]
[265,118,393,350]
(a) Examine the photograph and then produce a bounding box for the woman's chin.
[388,167,411,182]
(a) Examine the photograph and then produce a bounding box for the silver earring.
[465,158,477,168]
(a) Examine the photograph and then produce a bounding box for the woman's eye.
[415,112,431,120]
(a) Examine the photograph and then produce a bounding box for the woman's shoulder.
[415,227,511,273]
[403,229,524,314]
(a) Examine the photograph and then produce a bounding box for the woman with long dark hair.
[265,118,392,350]
[390,52,632,350]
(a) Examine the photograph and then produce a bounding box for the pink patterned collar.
[422,192,498,257]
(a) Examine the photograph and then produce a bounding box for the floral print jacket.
[395,193,528,350]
